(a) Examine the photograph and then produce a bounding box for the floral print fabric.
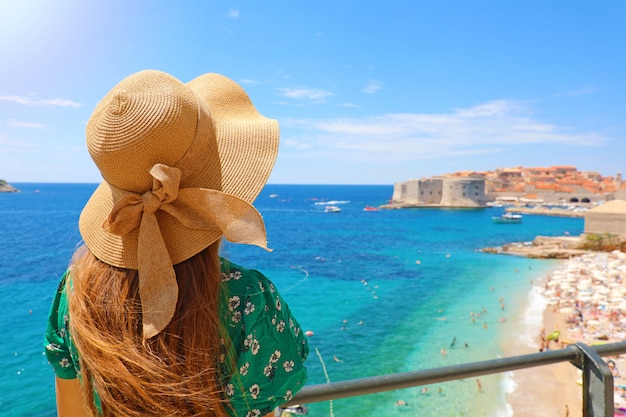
[44,258,309,417]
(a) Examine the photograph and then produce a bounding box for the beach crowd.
[539,250,626,413]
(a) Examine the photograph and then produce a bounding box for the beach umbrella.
[617,301,626,311]
[614,287,626,295]
[587,319,602,327]
[591,293,606,303]
[590,270,603,278]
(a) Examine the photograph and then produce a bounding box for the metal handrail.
[283,340,626,416]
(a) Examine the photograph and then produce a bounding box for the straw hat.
[78,70,279,338]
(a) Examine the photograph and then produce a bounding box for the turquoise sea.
[0,183,583,417]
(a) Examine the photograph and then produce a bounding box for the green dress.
[44,258,309,417]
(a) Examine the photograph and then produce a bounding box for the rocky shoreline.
[0,181,19,193]
[482,235,591,259]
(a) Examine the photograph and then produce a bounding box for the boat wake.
[314,200,350,205]
[280,266,310,293]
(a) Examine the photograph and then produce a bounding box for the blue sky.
[1,1,625,185]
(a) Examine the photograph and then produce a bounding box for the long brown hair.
[68,242,232,417]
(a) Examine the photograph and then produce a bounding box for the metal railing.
[283,340,626,417]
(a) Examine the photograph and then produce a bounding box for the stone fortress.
[389,165,626,208]
[390,175,488,208]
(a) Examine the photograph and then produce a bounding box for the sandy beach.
[506,250,626,416]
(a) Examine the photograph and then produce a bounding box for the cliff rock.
[0,180,19,193]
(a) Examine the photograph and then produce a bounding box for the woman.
[44,70,309,416]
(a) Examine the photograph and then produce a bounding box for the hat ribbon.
[103,163,270,339]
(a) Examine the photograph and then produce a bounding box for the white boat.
[492,212,522,223]
[325,205,341,213]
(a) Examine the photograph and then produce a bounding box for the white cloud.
[0,133,34,147]
[7,119,44,128]
[555,86,597,97]
[363,80,384,94]
[276,87,333,102]
[452,99,527,118]
[226,9,239,18]
[0,95,82,108]
[280,99,605,162]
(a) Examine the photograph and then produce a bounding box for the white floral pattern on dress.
[240,362,250,376]
[283,360,294,373]
[228,296,241,310]
[244,298,255,315]
[276,320,286,332]
[249,384,260,399]
[283,390,293,401]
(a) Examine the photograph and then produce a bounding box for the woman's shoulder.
[219,258,276,295]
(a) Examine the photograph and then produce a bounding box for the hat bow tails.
[103,163,270,339]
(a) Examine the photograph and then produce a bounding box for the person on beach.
[476,379,482,393]
[43,70,309,417]
[538,327,547,352]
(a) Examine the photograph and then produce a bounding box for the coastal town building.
[583,200,626,238]
[485,165,624,204]
[389,166,626,208]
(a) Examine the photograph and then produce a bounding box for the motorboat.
[492,212,523,223]
[325,205,341,213]
[363,205,379,211]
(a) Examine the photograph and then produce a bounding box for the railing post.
[569,343,614,417]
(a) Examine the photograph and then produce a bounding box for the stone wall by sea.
[584,200,626,237]
[390,176,487,208]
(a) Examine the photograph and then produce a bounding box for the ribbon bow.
[103,163,269,339]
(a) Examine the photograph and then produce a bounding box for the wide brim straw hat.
[79,70,278,269]
[78,70,279,337]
